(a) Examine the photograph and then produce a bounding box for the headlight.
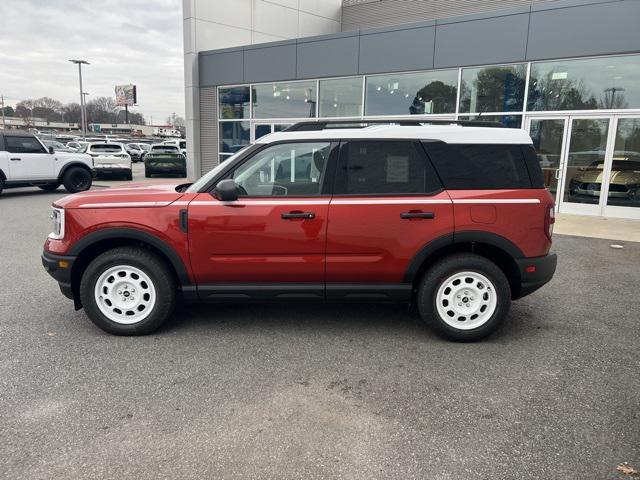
[49,207,65,240]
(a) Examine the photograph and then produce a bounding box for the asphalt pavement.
[0,186,638,479]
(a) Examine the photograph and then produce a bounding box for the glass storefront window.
[459,64,527,114]
[219,121,250,154]
[365,70,458,116]
[319,77,363,118]
[528,55,640,111]
[218,86,250,119]
[564,118,610,205]
[458,115,522,128]
[252,81,317,119]
[609,118,640,208]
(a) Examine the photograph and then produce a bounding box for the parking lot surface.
[1,187,638,479]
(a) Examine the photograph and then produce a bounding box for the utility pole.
[1,95,5,130]
[69,59,90,138]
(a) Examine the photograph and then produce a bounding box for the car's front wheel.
[62,167,92,193]
[79,247,176,335]
[417,253,511,341]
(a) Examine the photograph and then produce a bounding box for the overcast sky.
[0,0,184,124]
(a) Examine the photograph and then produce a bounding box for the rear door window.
[423,142,533,189]
[335,141,442,195]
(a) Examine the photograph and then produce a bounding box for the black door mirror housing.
[213,179,239,202]
[48,146,55,154]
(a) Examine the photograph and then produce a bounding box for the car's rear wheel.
[79,247,176,335]
[145,168,151,178]
[38,183,60,191]
[0,177,4,195]
[62,167,92,193]
[125,171,133,181]
[417,253,511,341]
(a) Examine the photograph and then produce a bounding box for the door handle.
[281,211,315,220]
[400,211,435,219]
[10,157,21,161]
[555,168,561,180]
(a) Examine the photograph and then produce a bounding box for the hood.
[54,182,187,209]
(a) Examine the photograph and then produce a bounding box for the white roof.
[256,124,533,145]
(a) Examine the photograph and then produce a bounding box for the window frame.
[5,135,48,154]
[332,138,444,197]
[218,140,340,198]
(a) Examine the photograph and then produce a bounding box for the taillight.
[545,205,555,240]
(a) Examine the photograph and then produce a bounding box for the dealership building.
[183,0,640,219]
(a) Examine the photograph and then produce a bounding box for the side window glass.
[339,141,439,195]
[232,142,331,197]
[424,142,532,189]
[5,136,47,154]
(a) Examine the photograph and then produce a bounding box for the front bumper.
[42,250,76,300]
[515,253,557,299]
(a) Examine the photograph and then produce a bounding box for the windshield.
[186,146,252,193]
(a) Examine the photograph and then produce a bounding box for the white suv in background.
[162,139,187,157]
[84,143,132,180]
[0,132,93,195]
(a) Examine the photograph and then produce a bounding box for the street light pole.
[1,95,5,131]
[69,59,90,138]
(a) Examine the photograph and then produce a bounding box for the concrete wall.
[200,0,640,88]
[183,0,342,177]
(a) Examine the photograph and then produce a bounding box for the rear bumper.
[41,250,76,300]
[515,252,557,299]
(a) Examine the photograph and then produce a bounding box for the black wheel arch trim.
[403,231,525,283]
[68,227,192,286]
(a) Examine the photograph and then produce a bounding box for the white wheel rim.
[435,271,497,330]
[94,265,156,325]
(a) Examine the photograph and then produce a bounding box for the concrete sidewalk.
[555,213,640,243]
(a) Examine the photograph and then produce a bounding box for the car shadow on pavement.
[162,301,536,343]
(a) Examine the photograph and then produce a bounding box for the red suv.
[42,120,557,341]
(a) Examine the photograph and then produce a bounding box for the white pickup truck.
[0,132,94,195]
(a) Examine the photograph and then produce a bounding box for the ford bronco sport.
[42,120,557,341]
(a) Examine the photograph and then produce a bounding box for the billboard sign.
[115,84,137,106]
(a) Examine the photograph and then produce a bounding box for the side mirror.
[213,179,239,202]
[48,146,55,154]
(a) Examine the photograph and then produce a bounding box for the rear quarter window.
[423,142,533,189]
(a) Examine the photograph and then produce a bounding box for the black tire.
[125,171,133,181]
[417,253,511,342]
[0,177,4,195]
[145,168,151,178]
[38,183,61,191]
[62,167,92,193]
[79,247,176,335]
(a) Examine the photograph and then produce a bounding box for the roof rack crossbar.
[284,119,505,132]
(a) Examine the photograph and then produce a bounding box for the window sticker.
[386,155,409,183]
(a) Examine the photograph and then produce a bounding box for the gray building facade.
[188,0,640,219]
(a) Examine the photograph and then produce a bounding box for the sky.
[0,0,184,124]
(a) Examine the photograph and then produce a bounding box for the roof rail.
[284,119,505,131]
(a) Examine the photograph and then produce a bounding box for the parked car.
[568,156,640,203]
[0,132,93,194]
[145,144,187,177]
[42,139,76,153]
[83,143,132,180]
[42,120,557,340]
[66,141,90,152]
[125,143,144,163]
[162,139,187,157]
